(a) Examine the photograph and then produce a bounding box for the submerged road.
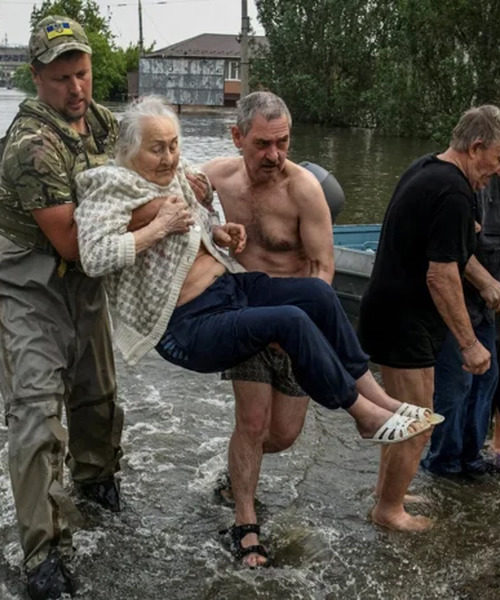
[1,89,499,599]
[2,351,500,599]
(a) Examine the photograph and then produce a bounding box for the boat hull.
[332,224,380,323]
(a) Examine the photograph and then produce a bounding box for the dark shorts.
[221,347,308,397]
[359,303,447,368]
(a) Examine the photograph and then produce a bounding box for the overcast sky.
[0,0,264,49]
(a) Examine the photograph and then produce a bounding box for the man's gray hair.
[115,95,180,166]
[451,104,500,152]
[236,91,292,136]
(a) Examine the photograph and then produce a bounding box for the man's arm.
[464,254,500,310]
[296,171,334,283]
[128,197,165,231]
[8,129,80,261]
[33,196,168,260]
[32,204,79,261]
[427,260,490,373]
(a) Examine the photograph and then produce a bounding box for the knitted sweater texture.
[75,159,244,365]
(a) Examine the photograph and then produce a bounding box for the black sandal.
[219,523,269,566]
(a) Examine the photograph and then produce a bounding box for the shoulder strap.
[1,102,114,173]
[87,102,114,154]
[0,111,22,163]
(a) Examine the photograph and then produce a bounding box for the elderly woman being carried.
[75,95,435,447]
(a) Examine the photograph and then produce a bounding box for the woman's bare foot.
[348,397,429,441]
[355,371,402,413]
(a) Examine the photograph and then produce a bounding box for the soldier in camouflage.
[0,15,123,600]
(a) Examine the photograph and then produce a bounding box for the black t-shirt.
[464,174,500,326]
[360,153,475,331]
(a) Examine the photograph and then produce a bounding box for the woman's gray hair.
[115,95,181,166]
[451,104,500,152]
[236,91,292,136]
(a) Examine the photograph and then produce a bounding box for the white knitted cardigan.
[75,159,244,365]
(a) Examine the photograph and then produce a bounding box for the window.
[226,60,240,81]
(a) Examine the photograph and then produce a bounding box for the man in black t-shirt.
[422,175,500,476]
[359,105,500,531]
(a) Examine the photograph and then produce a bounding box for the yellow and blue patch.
[46,22,73,40]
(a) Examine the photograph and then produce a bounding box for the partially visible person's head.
[232,91,292,183]
[451,105,500,189]
[451,105,500,152]
[236,91,292,136]
[116,95,181,187]
[29,15,92,65]
[29,16,92,123]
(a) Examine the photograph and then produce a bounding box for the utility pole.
[240,0,250,98]
[138,0,144,54]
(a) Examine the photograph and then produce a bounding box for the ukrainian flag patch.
[46,22,73,40]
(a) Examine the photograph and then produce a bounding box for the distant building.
[0,46,29,87]
[137,33,267,107]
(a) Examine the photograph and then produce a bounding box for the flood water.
[1,88,500,600]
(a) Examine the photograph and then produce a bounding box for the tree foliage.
[15,0,143,101]
[13,64,36,95]
[253,0,500,139]
[252,0,374,126]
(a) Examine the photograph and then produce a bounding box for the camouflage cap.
[29,15,92,64]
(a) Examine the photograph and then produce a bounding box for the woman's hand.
[133,196,194,254]
[187,173,211,208]
[213,223,247,254]
[154,195,194,236]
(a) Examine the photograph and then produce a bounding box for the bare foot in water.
[373,492,430,505]
[370,506,434,531]
[403,493,429,505]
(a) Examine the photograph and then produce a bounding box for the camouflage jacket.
[0,98,118,253]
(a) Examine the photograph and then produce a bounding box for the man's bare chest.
[218,190,302,253]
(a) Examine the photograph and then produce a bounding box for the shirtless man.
[76,94,431,568]
[201,91,335,566]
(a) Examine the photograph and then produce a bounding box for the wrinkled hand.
[213,223,247,254]
[187,173,211,207]
[461,340,491,375]
[154,195,194,236]
[479,281,500,311]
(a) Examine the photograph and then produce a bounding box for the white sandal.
[363,412,432,444]
[396,402,445,425]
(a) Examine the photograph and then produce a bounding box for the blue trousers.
[156,272,369,410]
[422,318,498,474]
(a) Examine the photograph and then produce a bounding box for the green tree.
[15,0,142,101]
[365,0,500,138]
[30,0,110,36]
[255,0,500,138]
[110,43,154,100]
[13,64,36,96]
[253,0,375,125]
